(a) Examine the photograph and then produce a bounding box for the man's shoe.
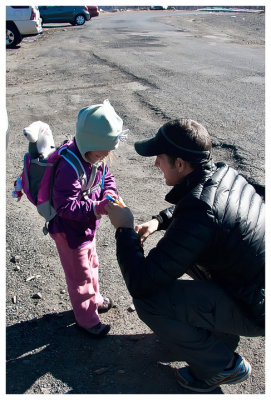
[98,297,113,314]
[78,322,111,338]
[175,353,251,393]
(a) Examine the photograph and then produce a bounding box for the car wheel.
[6,23,22,48]
[74,14,86,25]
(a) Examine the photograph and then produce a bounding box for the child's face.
[85,150,111,164]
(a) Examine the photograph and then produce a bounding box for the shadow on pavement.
[6,311,223,394]
[6,45,21,51]
[42,24,84,28]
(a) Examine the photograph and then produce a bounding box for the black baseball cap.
[134,124,211,163]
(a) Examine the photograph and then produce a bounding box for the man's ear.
[175,157,185,172]
[175,158,194,175]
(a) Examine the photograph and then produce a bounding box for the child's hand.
[103,190,118,201]
[104,191,126,208]
[93,198,109,217]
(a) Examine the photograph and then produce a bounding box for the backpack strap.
[23,153,31,192]
[58,147,105,197]
[58,147,87,188]
[31,158,54,167]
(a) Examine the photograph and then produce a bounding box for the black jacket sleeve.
[115,199,215,299]
[152,206,175,230]
[115,228,164,298]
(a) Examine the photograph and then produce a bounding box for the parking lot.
[6,9,265,395]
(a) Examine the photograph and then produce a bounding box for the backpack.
[17,140,105,235]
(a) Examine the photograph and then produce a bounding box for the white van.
[6,6,42,48]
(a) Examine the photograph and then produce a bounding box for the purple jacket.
[48,138,118,249]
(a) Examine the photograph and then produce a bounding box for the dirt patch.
[160,12,265,46]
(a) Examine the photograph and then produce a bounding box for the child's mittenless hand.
[93,198,109,217]
[103,191,126,208]
[103,190,118,201]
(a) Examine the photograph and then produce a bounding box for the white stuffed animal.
[23,121,55,160]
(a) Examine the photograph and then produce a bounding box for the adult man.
[106,119,265,393]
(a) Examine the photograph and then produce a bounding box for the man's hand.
[135,219,159,245]
[106,202,134,229]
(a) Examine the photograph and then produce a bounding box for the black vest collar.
[165,160,217,204]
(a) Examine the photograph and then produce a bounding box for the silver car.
[6,6,42,48]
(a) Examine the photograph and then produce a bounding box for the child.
[48,100,126,338]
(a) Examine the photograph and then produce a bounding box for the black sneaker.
[175,353,251,393]
[79,322,110,338]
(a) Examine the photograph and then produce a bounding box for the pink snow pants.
[50,232,104,329]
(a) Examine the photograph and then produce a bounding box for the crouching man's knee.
[133,297,152,322]
[133,295,167,328]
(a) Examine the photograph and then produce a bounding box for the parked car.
[87,6,99,18]
[6,6,42,48]
[150,6,168,10]
[38,6,90,26]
